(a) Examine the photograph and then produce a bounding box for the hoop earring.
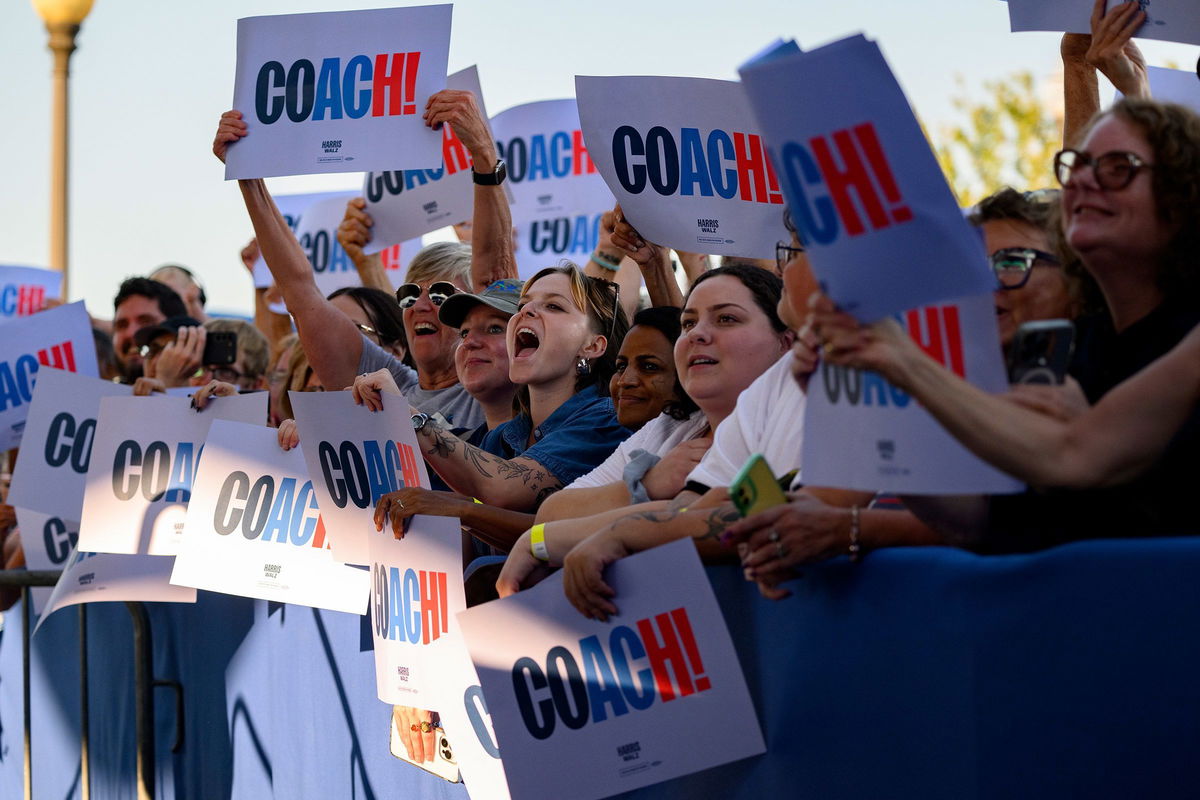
[576,357,591,377]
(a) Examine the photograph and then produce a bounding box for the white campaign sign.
[288,390,418,566]
[76,393,268,556]
[739,35,994,322]
[170,421,371,613]
[457,539,764,800]
[512,213,602,280]
[577,75,781,259]
[0,265,62,322]
[363,66,490,253]
[225,5,452,179]
[427,632,512,800]
[491,99,613,275]
[802,293,1024,494]
[1142,66,1200,113]
[35,547,196,632]
[8,370,131,521]
[292,194,368,299]
[13,507,78,614]
[1006,0,1200,46]
[368,508,467,707]
[0,301,98,451]
[252,190,357,288]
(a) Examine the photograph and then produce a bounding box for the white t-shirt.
[567,411,709,489]
[687,353,806,490]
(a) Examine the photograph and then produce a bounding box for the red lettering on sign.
[419,570,449,644]
[571,130,596,175]
[371,52,421,117]
[636,607,711,702]
[37,341,76,373]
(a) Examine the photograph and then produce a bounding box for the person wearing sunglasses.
[816,97,1200,555]
[213,114,494,432]
[355,264,633,546]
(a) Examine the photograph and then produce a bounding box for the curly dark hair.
[1058,98,1200,312]
[627,306,699,421]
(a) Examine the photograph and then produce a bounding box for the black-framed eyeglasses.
[396,281,459,310]
[1053,149,1156,191]
[990,247,1061,290]
[776,241,805,274]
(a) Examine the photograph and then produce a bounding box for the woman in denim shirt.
[355,264,632,551]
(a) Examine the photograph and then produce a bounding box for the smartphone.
[1007,319,1075,385]
[389,715,461,783]
[730,454,788,517]
[201,331,238,367]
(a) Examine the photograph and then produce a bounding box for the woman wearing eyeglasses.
[355,264,633,544]
[818,97,1200,552]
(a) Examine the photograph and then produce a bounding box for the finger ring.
[419,721,434,733]
[409,723,420,732]
[768,529,780,543]
[397,499,405,509]
[775,543,787,559]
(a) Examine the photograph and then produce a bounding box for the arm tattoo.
[462,444,494,478]
[424,424,457,459]
[614,505,740,541]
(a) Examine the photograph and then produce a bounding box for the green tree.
[931,71,1061,207]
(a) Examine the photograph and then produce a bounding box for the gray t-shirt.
[357,337,484,430]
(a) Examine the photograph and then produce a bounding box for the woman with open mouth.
[354,264,633,551]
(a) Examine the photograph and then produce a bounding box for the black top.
[979,298,1200,554]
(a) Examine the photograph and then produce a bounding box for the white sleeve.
[566,421,650,489]
[686,404,753,489]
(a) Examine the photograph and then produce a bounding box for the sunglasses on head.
[395,281,459,310]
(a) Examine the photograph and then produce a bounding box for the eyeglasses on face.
[201,365,245,384]
[990,247,1061,290]
[776,241,806,274]
[1053,149,1155,191]
[395,281,459,310]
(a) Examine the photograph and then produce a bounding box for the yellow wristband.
[472,497,483,504]
[529,523,549,562]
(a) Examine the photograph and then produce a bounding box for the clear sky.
[2,0,1196,317]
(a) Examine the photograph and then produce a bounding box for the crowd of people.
[1,0,1198,773]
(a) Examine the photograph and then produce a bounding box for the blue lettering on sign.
[44,412,97,474]
[528,214,601,256]
[0,355,39,412]
[495,129,596,184]
[371,564,449,645]
[43,517,78,565]
[611,126,781,204]
[110,440,201,503]
[213,471,326,547]
[317,440,420,510]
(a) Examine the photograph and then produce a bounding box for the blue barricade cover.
[1,538,1197,799]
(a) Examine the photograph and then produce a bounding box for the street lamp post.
[32,0,95,300]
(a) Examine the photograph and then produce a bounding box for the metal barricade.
[0,570,183,800]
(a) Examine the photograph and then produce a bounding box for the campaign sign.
[368,506,466,706]
[289,390,420,566]
[425,632,512,800]
[76,393,268,556]
[512,212,602,280]
[457,539,764,800]
[13,507,79,614]
[363,66,491,253]
[1006,0,1200,47]
[170,421,371,613]
[225,5,452,179]
[0,301,97,451]
[491,99,613,256]
[252,190,357,288]
[7,370,131,522]
[802,293,1024,494]
[291,193,368,299]
[576,75,781,259]
[35,547,196,633]
[739,35,994,322]
[0,265,62,322]
[1139,66,1200,113]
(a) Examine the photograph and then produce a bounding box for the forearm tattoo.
[421,422,561,501]
[615,504,740,542]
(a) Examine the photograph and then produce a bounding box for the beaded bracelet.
[589,251,621,272]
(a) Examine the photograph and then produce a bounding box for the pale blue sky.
[2,0,1195,316]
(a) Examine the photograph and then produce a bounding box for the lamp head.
[31,0,94,26]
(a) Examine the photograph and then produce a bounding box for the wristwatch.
[411,412,434,433]
[472,159,507,186]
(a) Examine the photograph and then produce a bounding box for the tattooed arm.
[560,503,743,619]
[414,417,564,511]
